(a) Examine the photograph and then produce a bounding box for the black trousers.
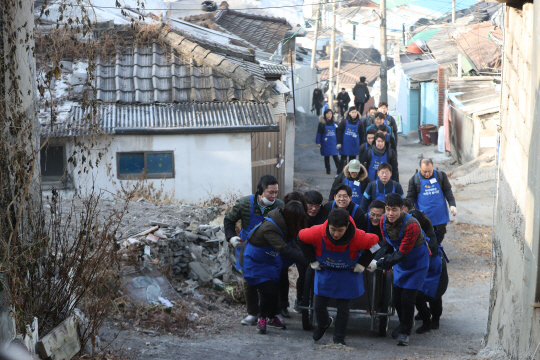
[415,292,443,324]
[254,280,279,319]
[296,263,308,303]
[278,266,290,309]
[315,106,322,116]
[393,286,418,335]
[354,102,365,116]
[314,295,350,342]
[324,155,340,173]
[340,155,356,170]
[339,104,348,117]
[243,280,260,316]
[434,224,447,243]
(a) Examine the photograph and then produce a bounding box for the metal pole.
[328,0,336,110]
[336,43,342,99]
[380,0,388,103]
[311,2,321,69]
[452,0,456,23]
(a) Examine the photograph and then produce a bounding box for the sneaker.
[397,333,409,346]
[333,339,346,346]
[281,308,291,318]
[326,169,331,175]
[313,316,333,341]
[431,318,440,330]
[416,322,431,334]
[276,314,284,323]
[293,299,300,313]
[268,316,286,329]
[241,315,257,326]
[391,325,402,339]
[257,317,267,334]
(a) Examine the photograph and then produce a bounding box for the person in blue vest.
[360,162,403,213]
[363,200,385,238]
[224,174,284,326]
[337,106,365,170]
[377,124,397,153]
[239,201,309,334]
[322,97,329,113]
[316,109,341,175]
[367,193,430,346]
[366,112,392,138]
[406,158,457,243]
[294,190,326,313]
[322,184,367,230]
[402,199,449,334]
[378,101,399,146]
[361,133,398,182]
[361,106,378,131]
[359,127,377,163]
[298,208,380,345]
[329,159,371,206]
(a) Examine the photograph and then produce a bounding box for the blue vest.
[315,239,364,299]
[382,214,429,289]
[415,170,450,226]
[321,123,339,156]
[367,149,387,180]
[340,120,360,156]
[343,177,363,205]
[242,218,284,285]
[237,195,270,271]
[373,180,395,202]
[332,201,360,218]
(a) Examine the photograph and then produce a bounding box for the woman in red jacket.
[298,208,379,345]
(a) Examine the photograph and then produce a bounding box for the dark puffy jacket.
[329,163,371,201]
[352,82,370,103]
[224,195,285,241]
[239,208,308,267]
[337,92,351,106]
[312,89,325,109]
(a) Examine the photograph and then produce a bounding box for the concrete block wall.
[484,3,540,359]
[438,67,445,127]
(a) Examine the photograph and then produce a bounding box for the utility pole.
[452,0,456,23]
[380,0,388,103]
[311,1,321,69]
[335,43,342,97]
[328,0,336,110]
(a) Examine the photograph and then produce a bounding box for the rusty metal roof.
[41,102,278,138]
[318,61,380,87]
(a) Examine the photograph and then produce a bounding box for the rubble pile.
[118,218,235,287]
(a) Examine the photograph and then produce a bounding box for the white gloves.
[317,144,322,148]
[353,263,365,273]
[230,236,243,248]
[311,261,321,270]
[450,206,457,217]
[336,144,342,150]
[367,260,378,272]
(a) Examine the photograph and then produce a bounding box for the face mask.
[261,197,275,206]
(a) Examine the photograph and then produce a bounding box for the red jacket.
[298,217,379,260]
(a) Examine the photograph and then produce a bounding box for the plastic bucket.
[419,124,436,145]
[429,130,438,145]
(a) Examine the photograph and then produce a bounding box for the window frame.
[40,144,67,182]
[116,151,175,180]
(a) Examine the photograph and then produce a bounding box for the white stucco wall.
[66,133,253,203]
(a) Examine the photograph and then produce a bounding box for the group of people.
[312,77,371,118]
[224,151,457,346]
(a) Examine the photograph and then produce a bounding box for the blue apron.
[332,201,360,218]
[420,246,443,297]
[242,218,284,285]
[344,178,362,205]
[340,120,360,156]
[382,214,429,289]
[321,123,338,156]
[315,239,364,299]
[367,149,387,180]
[237,195,266,271]
[415,170,451,226]
[374,180,395,202]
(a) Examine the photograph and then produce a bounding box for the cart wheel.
[301,266,316,330]
[378,270,393,337]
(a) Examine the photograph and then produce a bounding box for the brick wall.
[437,67,445,127]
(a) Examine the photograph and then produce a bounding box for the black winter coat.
[337,92,351,106]
[352,82,370,103]
[312,89,325,110]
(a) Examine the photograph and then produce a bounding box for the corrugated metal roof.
[95,42,267,104]
[399,56,439,81]
[261,63,290,75]
[447,76,500,115]
[318,61,380,87]
[41,102,278,138]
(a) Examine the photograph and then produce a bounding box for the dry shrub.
[224,282,246,304]
[118,303,192,336]
[200,191,242,215]
[451,223,492,257]
[116,175,177,205]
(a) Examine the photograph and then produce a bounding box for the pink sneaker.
[257,317,266,334]
[268,316,287,329]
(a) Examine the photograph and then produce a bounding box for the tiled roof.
[318,61,380,88]
[454,22,503,72]
[260,63,290,75]
[95,40,269,104]
[41,102,278,138]
[184,7,292,54]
